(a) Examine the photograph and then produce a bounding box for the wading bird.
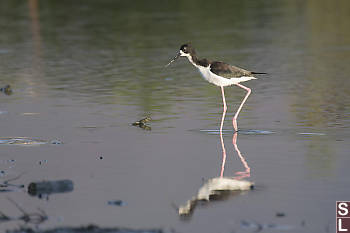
[166,43,266,132]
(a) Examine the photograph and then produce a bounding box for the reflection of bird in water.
[220,132,251,179]
[166,43,266,132]
[178,132,253,218]
[178,177,253,218]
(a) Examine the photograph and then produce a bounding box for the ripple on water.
[0,138,62,146]
[297,132,326,136]
[198,129,275,135]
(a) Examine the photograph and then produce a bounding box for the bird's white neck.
[187,55,199,68]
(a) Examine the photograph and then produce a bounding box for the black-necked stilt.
[166,43,266,132]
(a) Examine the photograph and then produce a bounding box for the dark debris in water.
[276,212,286,217]
[107,200,127,206]
[0,173,25,192]
[0,84,13,95]
[7,225,165,233]
[131,117,151,130]
[50,139,63,145]
[38,160,48,165]
[2,197,48,225]
[28,179,74,199]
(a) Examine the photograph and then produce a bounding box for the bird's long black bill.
[165,52,180,67]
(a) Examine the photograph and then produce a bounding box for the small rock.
[50,139,62,145]
[107,200,126,206]
[38,160,48,165]
[276,212,285,217]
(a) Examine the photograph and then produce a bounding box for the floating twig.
[0,173,25,192]
[5,197,48,225]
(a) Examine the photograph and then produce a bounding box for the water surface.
[0,0,349,232]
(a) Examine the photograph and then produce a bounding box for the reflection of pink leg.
[232,132,250,180]
[233,84,251,132]
[220,129,226,178]
[220,86,227,178]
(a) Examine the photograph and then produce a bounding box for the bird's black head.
[179,43,195,56]
[165,43,195,67]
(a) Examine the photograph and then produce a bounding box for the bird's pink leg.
[233,83,251,132]
[219,86,227,177]
[220,86,227,133]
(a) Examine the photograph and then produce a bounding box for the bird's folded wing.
[210,61,252,78]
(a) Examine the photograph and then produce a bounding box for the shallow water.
[0,0,350,232]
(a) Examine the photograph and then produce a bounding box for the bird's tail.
[251,72,267,75]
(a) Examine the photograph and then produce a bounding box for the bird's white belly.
[196,66,225,86]
[196,66,245,87]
